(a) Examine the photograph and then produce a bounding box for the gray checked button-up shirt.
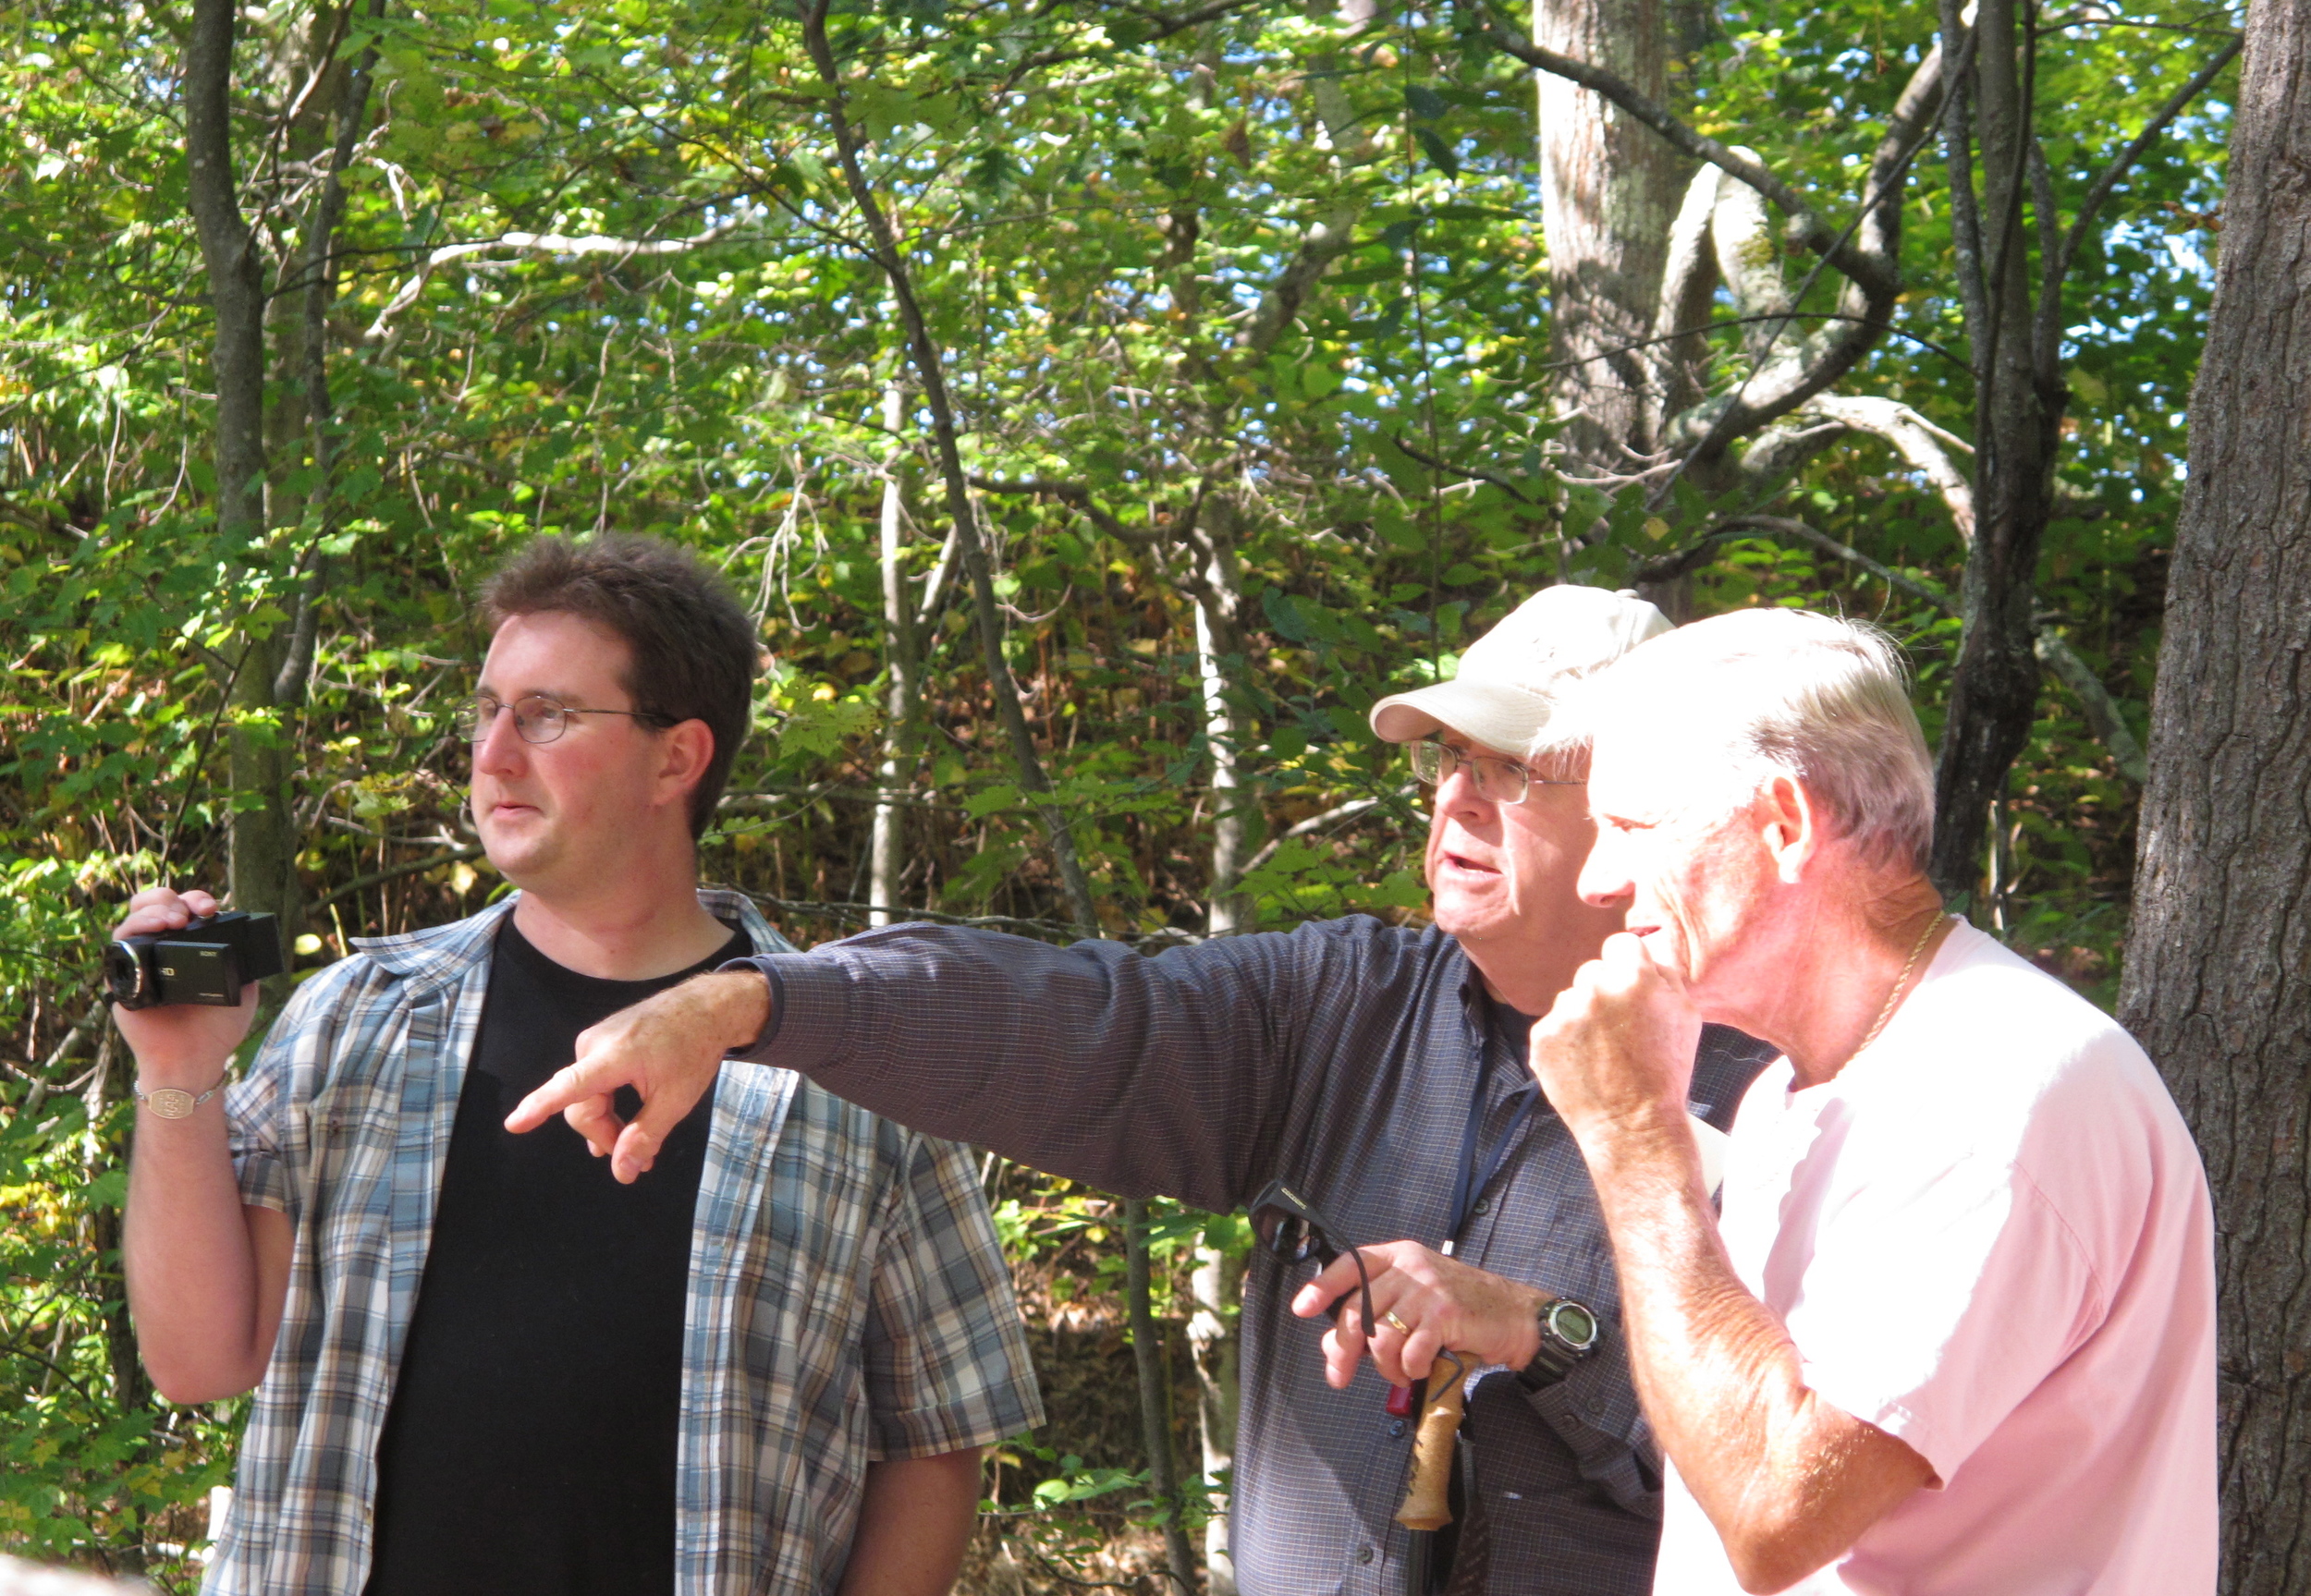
[730,915,1773,1596]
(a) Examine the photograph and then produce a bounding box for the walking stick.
[1395,1350,1469,1532]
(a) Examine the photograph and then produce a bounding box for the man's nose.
[1577,831,1636,909]
[471,709,528,774]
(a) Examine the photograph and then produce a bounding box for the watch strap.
[134,1070,231,1120]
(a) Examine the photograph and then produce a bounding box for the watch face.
[1547,1300,1598,1352]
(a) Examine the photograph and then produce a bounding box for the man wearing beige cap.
[507,586,1774,1596]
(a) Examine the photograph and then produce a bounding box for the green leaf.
[1413,126,1461,178]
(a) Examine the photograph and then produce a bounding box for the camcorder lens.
[103,942,148,1005]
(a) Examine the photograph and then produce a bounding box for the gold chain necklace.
[1853,911,1945,1058]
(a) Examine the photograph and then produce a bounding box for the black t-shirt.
[363,917,750,1596]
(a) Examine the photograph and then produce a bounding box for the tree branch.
[1939,0,1991,347]
[1801,394,1978,541]
[276,0,385,708]
[1388,436,1540,505]
[1651,35,1960,484]
[2034,629,2147,782]
[1237,787,1413,877]
[362,213,752,342]
[972,477,1137,543]
[2053,33,2242,284]
[994,0,1274,81]
[1239,202,1365,357]
[913,518,962,644]
[306,846,483,913]
[801,0,1100,935]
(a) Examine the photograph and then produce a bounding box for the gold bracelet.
[133,1070,231,1120]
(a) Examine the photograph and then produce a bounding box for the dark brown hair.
[480,534,759,839]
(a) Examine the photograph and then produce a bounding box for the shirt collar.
[350,885,794,993]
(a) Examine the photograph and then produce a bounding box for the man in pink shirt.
[1547,607,2214,1592]
[1302,607,2216,1593]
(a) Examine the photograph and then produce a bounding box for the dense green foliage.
[1,0,2234,1580]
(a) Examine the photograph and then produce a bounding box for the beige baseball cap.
[1367,585,1672,752]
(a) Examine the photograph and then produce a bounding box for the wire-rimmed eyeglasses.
[455,692,676,746]
[1249,1177,1376,1340]
[1407,739,1583,806]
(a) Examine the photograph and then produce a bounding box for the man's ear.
[655,720,715,810]
[1758,773,1819,884]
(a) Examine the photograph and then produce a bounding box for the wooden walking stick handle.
[1394,1353,1468,1532]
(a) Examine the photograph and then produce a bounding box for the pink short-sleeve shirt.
[1653,922,2216,1595]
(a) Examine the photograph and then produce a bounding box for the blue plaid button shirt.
[208,889,1042,1596]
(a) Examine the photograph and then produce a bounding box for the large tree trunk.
[1534,0,1685,469]
[2119,0,2311,1588]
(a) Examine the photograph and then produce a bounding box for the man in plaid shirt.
[114,535,1041,1596]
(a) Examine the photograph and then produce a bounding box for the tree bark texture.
[1533,0,1685,469]
[2120,0,2311,1587]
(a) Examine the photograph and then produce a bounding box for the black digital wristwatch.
[1513,1297,1600,1390]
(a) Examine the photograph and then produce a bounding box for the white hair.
[1587,608,1936,871]
[1526,672,1607,780]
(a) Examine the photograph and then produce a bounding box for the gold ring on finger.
[1383,1310,1412,1334]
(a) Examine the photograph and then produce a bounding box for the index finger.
[506,1058,614,1134]
[1287,1249,1345,1317]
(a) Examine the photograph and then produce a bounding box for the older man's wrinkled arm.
[1579,1119,1933,1593]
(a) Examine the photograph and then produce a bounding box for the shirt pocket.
[303,1072,400,1231]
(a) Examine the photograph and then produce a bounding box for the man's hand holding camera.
[111,887,264,1107]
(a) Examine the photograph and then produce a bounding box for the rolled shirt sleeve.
[860,1133,1046,1459]
[226,1061,292,1215]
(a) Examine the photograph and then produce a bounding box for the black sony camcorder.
[104,911,285,1010]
